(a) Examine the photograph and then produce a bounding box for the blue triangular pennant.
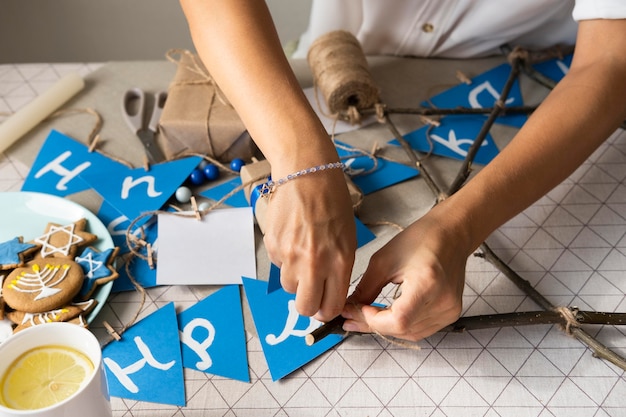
[96,200,134,254]
[267,263,282,294]
[532,53,572,84]
[101,302,185,406]
[242,277,343,381]
[112,251,159,292]
[21,130,127,197]
[355,216,376,247]
[390,116,499,165]
[81,156,202,226]
[335,141,419,195]
[177,285,249,382]
[111,214,159,292]
[423,63,527,128]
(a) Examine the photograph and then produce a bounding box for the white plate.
[0,191,114,339]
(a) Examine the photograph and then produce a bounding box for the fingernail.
[342,321,358,332]
[341,308,353,319]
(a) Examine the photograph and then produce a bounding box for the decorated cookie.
[75,246,120,300]
[2,258,85,313]
[31,218,97,259]
[0,236,39,270]
[14,315,90,333]
[8,299,97,333]
[65,315,89,329]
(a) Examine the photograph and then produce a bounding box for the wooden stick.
[307,309,626,346]
[361,105,536,117]
[442,310,626,332]
[305,315,346,346]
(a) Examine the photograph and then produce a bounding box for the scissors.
[122,87,167,164]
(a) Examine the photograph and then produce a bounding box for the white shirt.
[292,0,626,59]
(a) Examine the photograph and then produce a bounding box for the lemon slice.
[0,345,94,410]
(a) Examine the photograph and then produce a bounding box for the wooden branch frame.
[312,45,626,371]
[379,48,626,370]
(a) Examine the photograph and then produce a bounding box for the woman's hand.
[342,202,470,341]
[342,19,626,341]
[263,165,357,322]
[179,0,358,322]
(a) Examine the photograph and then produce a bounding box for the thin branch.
[478,243,626,371]
[381,114,443,199]
[362,105,536,117]
[477,243,554,311]
[442,309,626,332]
[447,57,521,194]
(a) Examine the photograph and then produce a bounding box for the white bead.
[198,201,211,212]
[175,186,192,203]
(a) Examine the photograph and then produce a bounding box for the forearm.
[446,19,626,252]
[179,0,338,175]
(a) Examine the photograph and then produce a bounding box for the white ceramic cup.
[0,322,112,417]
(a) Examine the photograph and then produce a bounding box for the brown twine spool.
[307,30,381,123]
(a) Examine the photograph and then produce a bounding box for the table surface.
[1,61,626,417]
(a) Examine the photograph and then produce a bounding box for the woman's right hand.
[179,0,358,322]
[263,162,357,323]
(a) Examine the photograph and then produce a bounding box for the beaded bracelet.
[259,162,345,198]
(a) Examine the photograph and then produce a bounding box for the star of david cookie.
[8,299,97,333]
[75,246,120,300]
[31,218,97,259]
[2,257,85,313]
[0,236,40,270]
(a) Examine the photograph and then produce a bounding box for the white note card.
[156,207,256,285]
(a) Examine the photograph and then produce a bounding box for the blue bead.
[188,168,205,185]
[230,158,245,172]
[203,164,220,181]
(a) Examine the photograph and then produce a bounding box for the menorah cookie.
[2,257,85,313]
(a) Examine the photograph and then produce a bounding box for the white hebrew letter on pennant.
[106,215,130,238]
[103,336,176,394]
[121,175,163,199]
[180,318,216,371]
[34,151,91,191]
[468,81,514,108]
[430,129,487,157]
[343,157,365,176]
[265,300,321,346]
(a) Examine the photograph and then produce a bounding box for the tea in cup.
[0,323,111,417]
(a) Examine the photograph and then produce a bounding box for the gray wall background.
[0,1,312,63]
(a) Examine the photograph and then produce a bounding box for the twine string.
[48,107,103,144]
[308,30,381,124]
[165,48,230,106]
[554,306,581,335]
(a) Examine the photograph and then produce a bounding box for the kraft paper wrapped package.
[240,159,363,233]
[158,50,258,162]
